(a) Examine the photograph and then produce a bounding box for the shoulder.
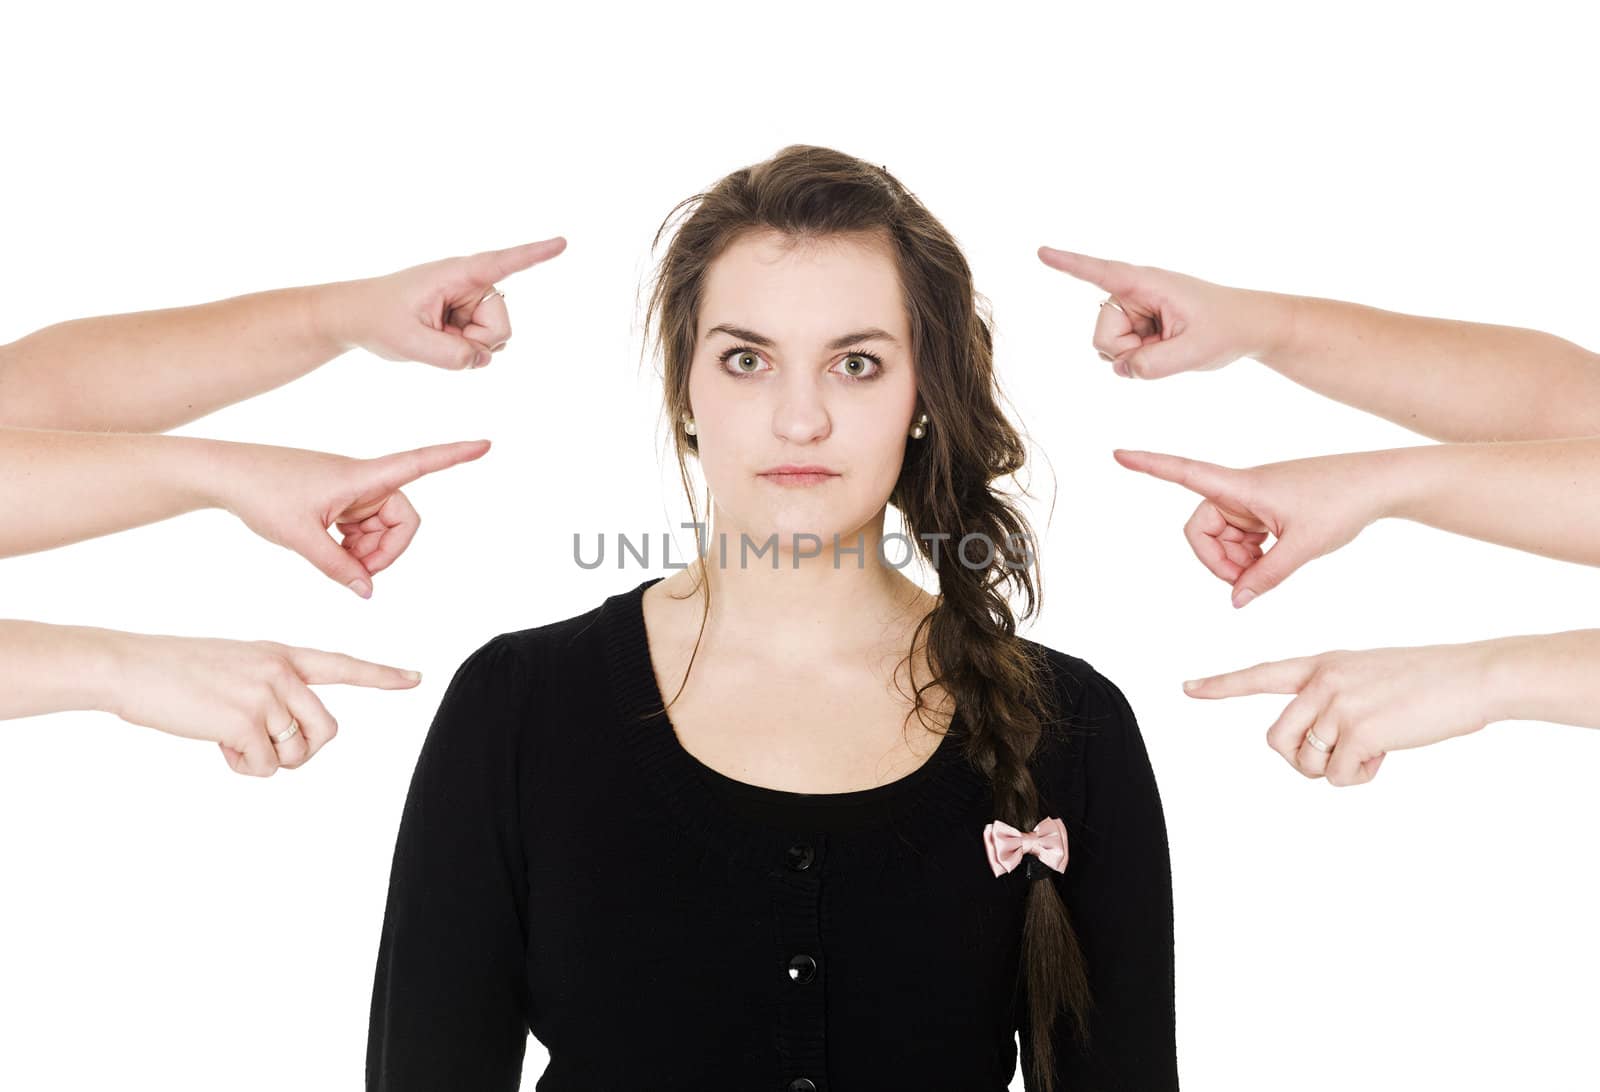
[452,583,624,687]
[1017,636,1141,739]
[485,594,612,676]
[1015,636,1155,814]
[418,591,621,761]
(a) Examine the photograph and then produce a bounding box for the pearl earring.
[681,412,697,436]
[909,412,929,440]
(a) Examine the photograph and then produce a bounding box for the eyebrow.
[703,323,900,351]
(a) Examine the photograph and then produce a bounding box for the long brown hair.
[638,144,1088,1088]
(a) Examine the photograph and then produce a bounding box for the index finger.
[1037,246,1140,295]
[368,439,492,492]
[1112,448,1234,498]
[1182,656,1318,698]
[284,646,425,690]
[469,236,567,282]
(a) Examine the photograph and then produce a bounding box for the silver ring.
[1304,727,1332,754]
[1099,296,1126,314]
[478,287,505,306]
[271,718,301,745]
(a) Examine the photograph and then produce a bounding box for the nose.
[770,378,831,444]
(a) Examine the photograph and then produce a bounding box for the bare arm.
[1485,629,1600,730]
[1256,293,1600,442]
[0,425,492,598]
[1181,629,1600,789]
[0,620,119,721]
[1374,436,1600,565]
[1112,435,1600,607]
[0,427,221,557]
[0,617,424,776]
[0,238,564,433]
[1040,248,1600,442]
[0,285,341,433]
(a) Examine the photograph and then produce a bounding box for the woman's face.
[688,227,919,560]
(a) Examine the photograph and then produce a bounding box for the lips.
[760,465,838,476]
[759,466,839,487]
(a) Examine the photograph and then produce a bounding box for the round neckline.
[600,575,990,868]
[694,748,937,804]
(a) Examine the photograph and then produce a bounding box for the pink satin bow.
[983,816,1069,878]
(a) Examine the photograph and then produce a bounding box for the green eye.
[837,352,883,381]
[732,351,760,373]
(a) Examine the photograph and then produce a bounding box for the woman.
[367,146,1177,1090]
[1037,248,1600,786]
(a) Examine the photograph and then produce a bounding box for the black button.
[785,842,814,871]
[787,953,817,983]
[786,1079,817,1092]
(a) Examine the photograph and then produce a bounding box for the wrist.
[74,625,134,718]
[169,434,245,514]
[1245,290,1300,363]
[1361,443,1437,523]
[1474,636,1526,726]
[305,280,361,357]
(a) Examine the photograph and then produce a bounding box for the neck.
[663,507,935,660]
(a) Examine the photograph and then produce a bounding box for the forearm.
[1482,630,1600,729]
[0,427,226,556]
[0,620,123,720]
[0,281,352,433]
[1252,293,1600,442]
[1368,437,1600,567]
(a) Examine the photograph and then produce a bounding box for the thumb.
[405,324,491,371]
[1116,336,1190,380]
[1230,539,1304,608]
[293,525,374,599]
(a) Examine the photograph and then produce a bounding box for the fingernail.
[401,669,421,682]
[349,578,372,599]
[1182,679,1201,692]
[1232,588,1255,608]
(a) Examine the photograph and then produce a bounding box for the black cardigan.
[366,576,1178,1090]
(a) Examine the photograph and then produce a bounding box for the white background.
[2,2,1597,1089]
